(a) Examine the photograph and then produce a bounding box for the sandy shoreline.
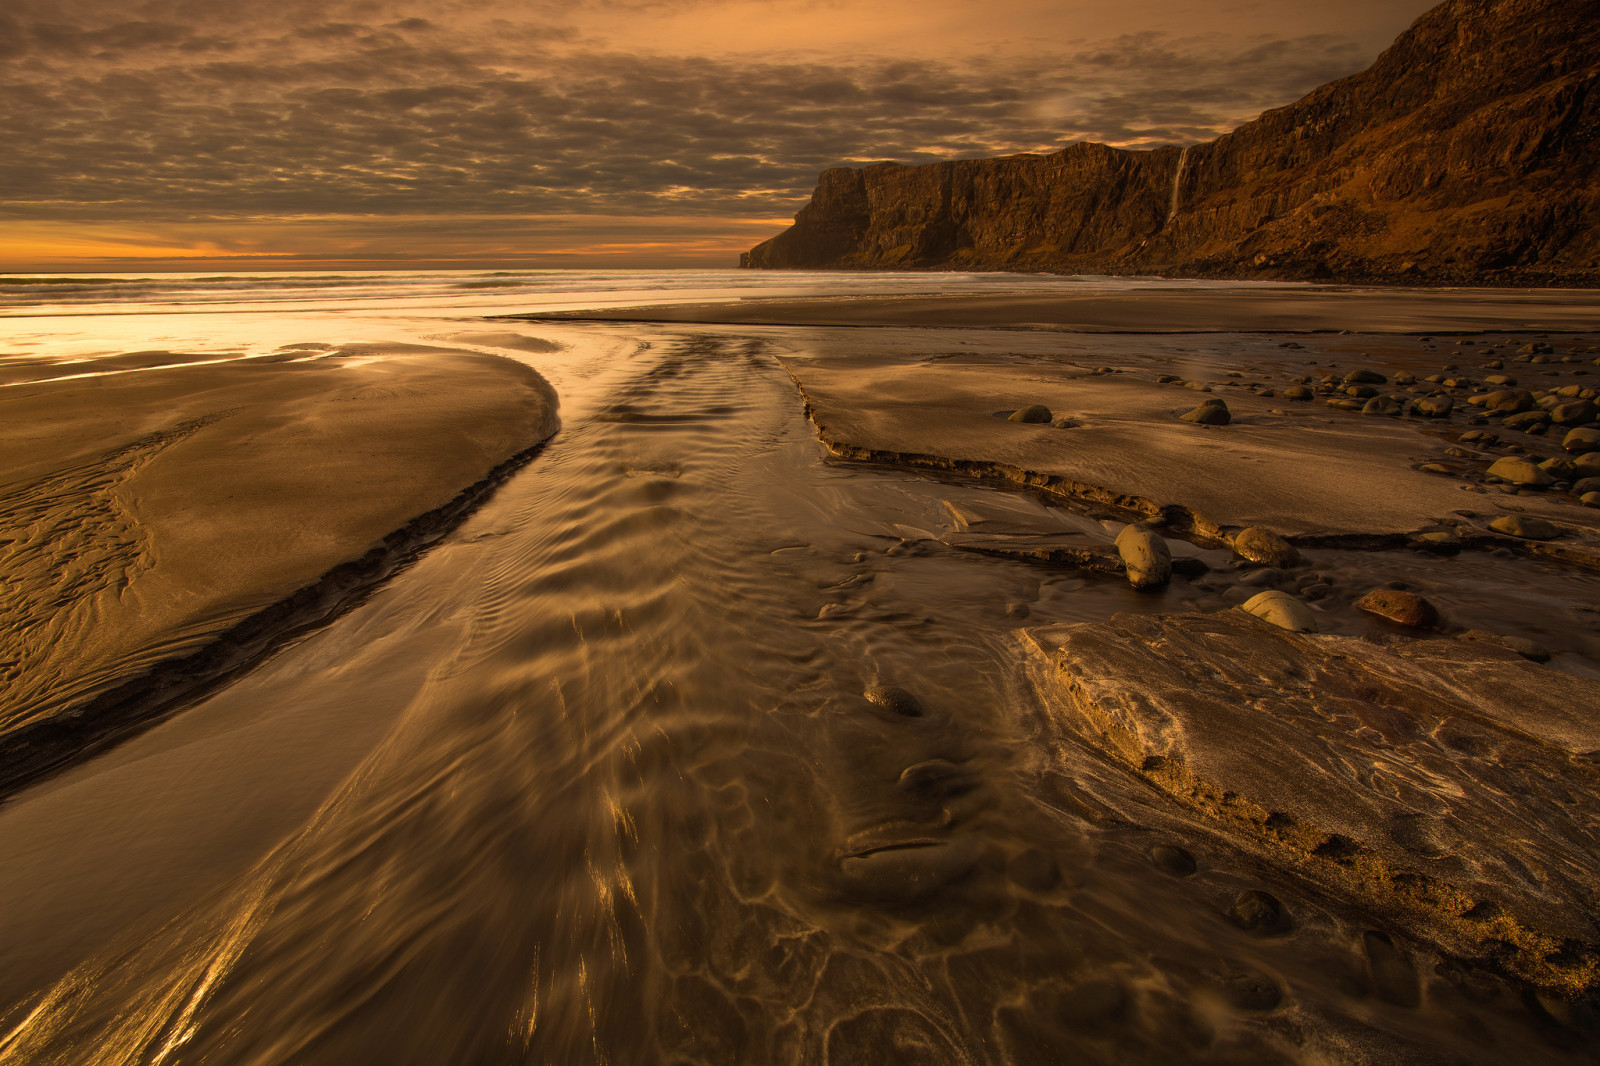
[501,286,1600,333]
[0,345,559,794]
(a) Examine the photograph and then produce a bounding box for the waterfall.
[1167,145,1190,223]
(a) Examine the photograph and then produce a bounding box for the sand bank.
[0,346,559,794]
[502,286,1600,333]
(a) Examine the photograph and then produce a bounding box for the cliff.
[741,0,1600,285]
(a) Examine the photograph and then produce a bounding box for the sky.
[0,0,1441,273]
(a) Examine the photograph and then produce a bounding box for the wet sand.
[0,345,558,792]
[5,284,1600,1063]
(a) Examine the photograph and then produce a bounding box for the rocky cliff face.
[742,0,1600,285]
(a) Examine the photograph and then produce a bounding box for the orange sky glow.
[1,0,1439,272]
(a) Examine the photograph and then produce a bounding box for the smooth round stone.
[1356,587,1439,628]
[1233,526,1301,567]
[1343,368,1387,384]
[1115,525,1172,589]
[1361,396,1402,416]
[1181,400,1231,425]
[1482,388,1534,414]
[1009,404,1052,424]
[1148,843,1197,877]
[1485,456,1554,486]
[1563,426,1600,453]
[1484,373,1518,386]
[1230,889,1293,935]
[1576,477,1600,494]
[1575,451,1600,478]
[1539,457,1576,480]
[1488,515,1561,539]
[865,686,924,717]
[1502,410,1549,432]
[1284,385,1314,401]
[1583,491,1600,508]
[1238,590,1318,632]
[1551,400,1598,426]
[1412,394,1454,417]
[1393,371,1417,385]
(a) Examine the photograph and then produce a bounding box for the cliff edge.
[741,0,1600,285]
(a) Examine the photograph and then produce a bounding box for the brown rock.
[1232,526,1301,567]
[1356,588,1439,628]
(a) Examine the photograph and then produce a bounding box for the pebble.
[1356,588,1439,628]
[1148,843,1197,877]
[1181,399,1231,425]
[865,686,924,717]
[1485,457,1553,487]
[1009,404,1052,424]
[1412,395,1453,418]
[1115,525,1172,589]
[1232,526,1301,567]
[1239,590,1318,632]
[1361,396,1402,416]
[1488,515,1561,539]
[1230,889,1293,935]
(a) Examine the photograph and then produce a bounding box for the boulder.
[1361,396,1402,416]
[1482,388,1535,414]
[1344,369,1387,385]
[1115,526,1173,590]
[1356,588,1439,628]
[1181,400,1230,425]
[1563,427,1600,453]
[1009,404,1053,424]
[1232,527,1301,568]
[1412,395,1453,418]
[1238,590,1318,632]
[1284,385,1314,401]
[1551,400,1597,426]
[1501,410,1549,432]
[1488,515,1561,539]
[1485,457,1553,486]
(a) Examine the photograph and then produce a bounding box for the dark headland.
[741,0,1600,286]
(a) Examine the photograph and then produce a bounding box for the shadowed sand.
[0,346,559,792]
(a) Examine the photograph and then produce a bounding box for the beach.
[3,271,1600,1063]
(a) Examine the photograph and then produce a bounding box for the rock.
[1344,369,1387,384]
[1539,457,1576,481]
[1232,527,1301,567]
[1230,889,1293,935]
[1356,588,1439,628]
[1238,590,1318,632]
[1564,426,1600,453]
[1483,388,1535,414]
[1485,374,1518,386]
[1115,525,1172,590]
[1502,410,1550,432]
[1149,843,1197,877]
[1576,451,1600,478]
[1009,404,1052,424]
[865,686,924,717]
[1050,418,1078,429]
[1181,400,1230,425]
[1488,515,1561,539]
[897,759,976,797]
[1284,385,1314,401]
[1575,477,1600,494]
[1485,457,1554,486]
[1393,371,1417,386]
[1583,491,1600,508]
[1411,530,1461,552]
[1552,400,1598,426]
[1347,384,1380,399]
[1412,394,1454,417]
[1362,396,1402,416]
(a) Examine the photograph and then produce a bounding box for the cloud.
[0,0,1430,266]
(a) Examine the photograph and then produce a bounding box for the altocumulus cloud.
[0,0,1421,266]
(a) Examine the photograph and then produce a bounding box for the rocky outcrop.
[742,0,1600,286]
